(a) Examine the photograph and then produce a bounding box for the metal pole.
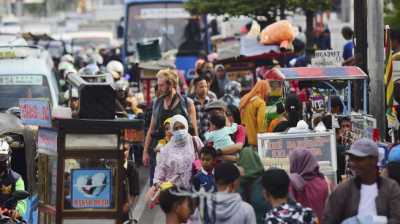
[363,79,368,114]
[367,0,386,139]
[354,0,368,112]
[347,80,352,115]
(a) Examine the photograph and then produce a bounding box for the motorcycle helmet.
[0,139,11,173]
[106,60,124,80]
[5,107,21,118]
[58,61,74,72]
[61,54,75,64]
[79,64,99,76]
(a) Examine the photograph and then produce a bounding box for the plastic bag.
[260,20,295,49]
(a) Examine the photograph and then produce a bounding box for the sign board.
[63,220,115,224]
[257,131,337,172]
[23,0,45,3]
[71,169,112,209]
[0,75,43,85]
[19,98,51,127]
[351,114,377,139]
[311,50,342,66]
[139,8,190,19]
[38,128,57,156]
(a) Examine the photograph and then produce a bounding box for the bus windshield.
[126,2,192,53]
[0,75,51,111]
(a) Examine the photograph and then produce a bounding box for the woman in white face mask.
[152,115,204,189]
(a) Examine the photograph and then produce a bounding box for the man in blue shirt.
[342,26,354,61]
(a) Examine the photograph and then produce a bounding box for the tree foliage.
[185,0,330,18]
[185,0,283,23]
[287,0,330,13]
[185,0,331,48]
[384,0,400,31]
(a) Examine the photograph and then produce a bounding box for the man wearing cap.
[206,162,256,223]
[323,138,400,224]
[204,100,245,162]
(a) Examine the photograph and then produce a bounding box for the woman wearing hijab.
[239,80,270,146]
[289,148,329,222]
[153,115,203,189]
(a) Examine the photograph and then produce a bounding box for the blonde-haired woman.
[143,68,198,185]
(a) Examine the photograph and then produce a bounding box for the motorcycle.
[0,190,30,224]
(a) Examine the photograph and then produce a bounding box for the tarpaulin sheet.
[266,66,368,81]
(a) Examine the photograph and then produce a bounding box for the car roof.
[0,57,50,75]
[0,46,52,75]
[59,31,114,40]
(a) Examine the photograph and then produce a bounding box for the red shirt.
[234,124,246,144]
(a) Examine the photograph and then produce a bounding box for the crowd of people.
[131,61,400,223]
[51,23,400,224]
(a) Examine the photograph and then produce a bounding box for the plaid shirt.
[190,93,216,140]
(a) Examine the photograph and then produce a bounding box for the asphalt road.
[129,165,165,224]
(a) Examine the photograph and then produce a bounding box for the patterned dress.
[264,202,318,224]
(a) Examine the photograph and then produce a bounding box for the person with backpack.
[143,69,198,185]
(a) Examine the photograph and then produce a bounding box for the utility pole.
[367,0,385,139]
[353,0,368,111]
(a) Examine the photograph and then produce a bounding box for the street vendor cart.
[258,66,371,183]
[54,118,143,224]
[264,66,369,115]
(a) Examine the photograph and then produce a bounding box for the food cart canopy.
[266,66,368,81]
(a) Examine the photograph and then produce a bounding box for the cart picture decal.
[71,169,112,209]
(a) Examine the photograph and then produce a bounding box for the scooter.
[0,190,30,224]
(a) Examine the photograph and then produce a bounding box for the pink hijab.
[289,148,324,191]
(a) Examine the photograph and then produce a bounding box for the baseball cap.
[346,138,379,157]
[205,100,227,111]
[388,145,400,162]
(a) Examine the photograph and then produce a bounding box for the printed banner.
[37,128,57,155]
[19,98,51,127]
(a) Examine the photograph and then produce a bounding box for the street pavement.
[130,165,165,224]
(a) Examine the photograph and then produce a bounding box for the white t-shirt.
[358,183,378,216]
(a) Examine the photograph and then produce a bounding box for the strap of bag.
[192,136,200,159]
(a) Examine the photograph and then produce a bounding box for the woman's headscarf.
[171,115,188,132]
[239,80,270,111]
[170,115,189,146]
[289,148,324,191]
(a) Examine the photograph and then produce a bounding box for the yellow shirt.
[241,96,266,145]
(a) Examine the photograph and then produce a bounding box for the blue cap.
[388,145,400,162]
